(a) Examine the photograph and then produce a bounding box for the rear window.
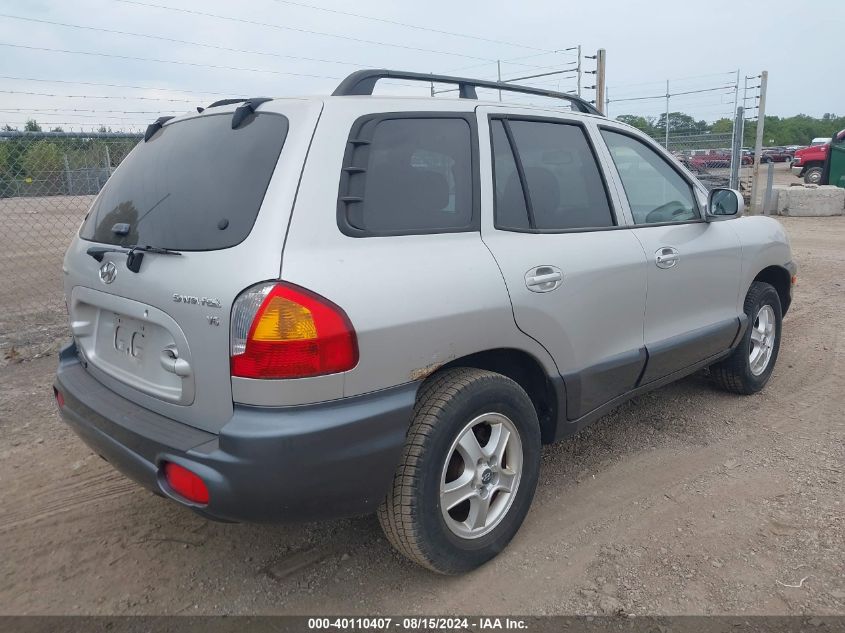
[80,112,288,251]
[337,116,475,236]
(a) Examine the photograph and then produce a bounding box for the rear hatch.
[62,100,322,432]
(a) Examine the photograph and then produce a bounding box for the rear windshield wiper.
[86,244,182,273]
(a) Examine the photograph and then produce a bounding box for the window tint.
[494,120,614,231]
[491,120,529,230]
[81,112,288,251]
[601,129,699,225]
[342,118,473,235]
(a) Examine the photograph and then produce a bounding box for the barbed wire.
[114,0,500,62]
[269,0,556,53]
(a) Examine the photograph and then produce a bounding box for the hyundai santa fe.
[54,69,796,574]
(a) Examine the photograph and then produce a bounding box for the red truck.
[792,129,845,184]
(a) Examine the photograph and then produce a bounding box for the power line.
[269,0,554,53]
[444,49,579,75]
[607,84,736,104]
[0,75,230,96]
[0,107,178,114]
[0,89,196,103]
[115,0,500,62]
[0,42,343,81]
[608,70,737,91]
[0,13,366,69]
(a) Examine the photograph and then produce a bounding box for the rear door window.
[338,116,475,236]
[491,118,615,231]
[80,112,288,251]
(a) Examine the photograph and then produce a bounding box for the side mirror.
[706,188,744,221]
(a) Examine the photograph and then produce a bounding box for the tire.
[710,281,782,395]
[804,166,823,185]
[378,367,541,574]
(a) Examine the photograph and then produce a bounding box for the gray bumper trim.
[54,342,418,523]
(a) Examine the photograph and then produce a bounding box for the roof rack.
[331,69,602,116]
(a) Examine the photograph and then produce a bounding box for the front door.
[598,127,742,384]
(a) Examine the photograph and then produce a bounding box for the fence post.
[664,79,670,149]
[63,154,72,195]
[730,106,744,189]
[497,60,502,102]
[576,44,582,97]
[750,70,768,213]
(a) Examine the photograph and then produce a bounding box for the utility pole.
[595,48,606,115]
[664,79,670,149]
[749,70,768,214]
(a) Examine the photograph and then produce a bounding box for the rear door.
[597,125,742,384]
[478,108,648,421]
[62,101,322,432]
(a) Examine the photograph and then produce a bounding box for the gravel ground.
[0,216,843,616]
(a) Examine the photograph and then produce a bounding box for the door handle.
[525,266,563,292]
[655,247,680,269]
[160,345,192,377]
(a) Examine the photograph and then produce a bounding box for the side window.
[491,119,614,231]
[601,129,700,225]
[339,117,474,235]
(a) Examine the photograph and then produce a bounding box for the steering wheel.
[645,201,686,224]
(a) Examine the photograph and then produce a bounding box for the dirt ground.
[1,215,843,616]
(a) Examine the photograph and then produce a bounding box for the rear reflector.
[163,462,209,504]
[230,282,358,379]
[53,387,65,409]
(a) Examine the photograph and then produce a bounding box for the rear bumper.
[54,342,417,523]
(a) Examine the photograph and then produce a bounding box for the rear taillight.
[230,282,358,379]
[163,462,209,504]
[53,387,65,409]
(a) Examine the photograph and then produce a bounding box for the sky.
[0,0,842,131]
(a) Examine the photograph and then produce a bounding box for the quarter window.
[491,119,615,231]
[339,117,474,235]
[601,129,699,225]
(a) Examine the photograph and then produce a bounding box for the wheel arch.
[753,265,792,315]
[440,348,561,444]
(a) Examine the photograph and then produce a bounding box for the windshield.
[80,111,288,251]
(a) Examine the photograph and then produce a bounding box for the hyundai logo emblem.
[99,261,117,284]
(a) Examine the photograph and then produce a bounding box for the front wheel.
[804,166,823,185]
[710,281,782,394]
[378,368,541,574]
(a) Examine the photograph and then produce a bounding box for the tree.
[50,126,64,133]
[615,115,657,136]
[655,111,707,134]
[24,119,41,132]
[710,118,733,134]
[22,139,64,192]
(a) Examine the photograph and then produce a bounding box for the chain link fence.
[652,130,754,195]
[0,131,141,359]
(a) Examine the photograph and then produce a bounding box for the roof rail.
[331,69,602,116]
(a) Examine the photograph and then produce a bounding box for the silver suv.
[54,70,796,574]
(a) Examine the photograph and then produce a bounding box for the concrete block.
[775,185,845,217]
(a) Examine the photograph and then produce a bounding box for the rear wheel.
[710,281,782,394]
[804,166,823,184]
[378,368,541,574]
